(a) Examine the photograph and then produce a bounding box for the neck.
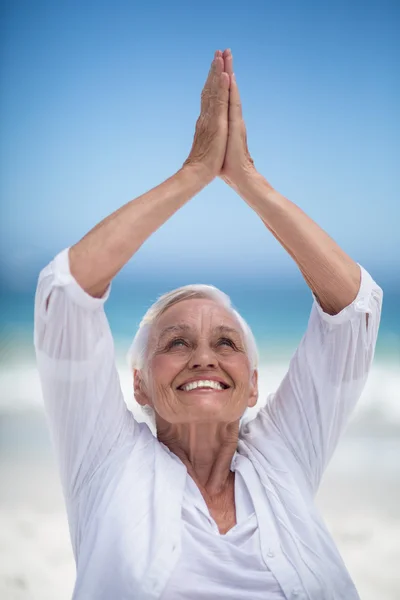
[157,418,239,495]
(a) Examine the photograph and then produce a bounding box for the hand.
[220,49,256,187]
[183,50,230,182]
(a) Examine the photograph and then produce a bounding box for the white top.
[161,456,285,600]
[34,247,383,600]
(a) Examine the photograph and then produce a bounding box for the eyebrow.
[158,323,241,341]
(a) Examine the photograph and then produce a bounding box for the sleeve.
[244,264,383,495]
[34,247,136,501]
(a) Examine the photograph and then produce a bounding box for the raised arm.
[70,49,230,299]
[221,50,383,493]
[34,51,230,511]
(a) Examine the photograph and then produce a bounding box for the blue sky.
[1,0,399,291]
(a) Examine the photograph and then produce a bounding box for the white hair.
[126,284,259,430]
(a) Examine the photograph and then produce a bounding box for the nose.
[188,341,217,370]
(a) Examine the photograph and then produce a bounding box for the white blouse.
[161,455,285,600]
[34,247,383,600]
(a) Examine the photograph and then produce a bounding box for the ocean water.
[0,274,399,435]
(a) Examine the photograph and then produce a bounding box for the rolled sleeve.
[312,263,376,326]
[34,247,135,503]
[244,264,383,494]
[36,247,111,323]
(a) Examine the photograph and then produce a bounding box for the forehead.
[154,298,242,335]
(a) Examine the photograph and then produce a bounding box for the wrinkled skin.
[183,50,230,180]
[134,298,258,429]
[183,49,255,186]
[219,49,256,186]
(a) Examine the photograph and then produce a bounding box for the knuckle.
[195,116,206,131]
[216,96,228,107]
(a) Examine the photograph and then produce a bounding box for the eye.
[218,337,235,348]
[168,338,188,348]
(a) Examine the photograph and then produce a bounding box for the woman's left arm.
[228,157,383,493]
[229,167,385,496]
[221,51,383,493]
[234,169,384,492]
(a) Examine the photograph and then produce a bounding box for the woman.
[34,49,383,599]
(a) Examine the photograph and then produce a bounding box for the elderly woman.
[34,49,382,600]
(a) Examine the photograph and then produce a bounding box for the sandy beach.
[1,410,399,600]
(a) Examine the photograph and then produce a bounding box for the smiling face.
[134,298,258,426]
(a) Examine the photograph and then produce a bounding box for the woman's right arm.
[34,51,230,508]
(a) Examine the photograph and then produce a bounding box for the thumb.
[229,73,243,123]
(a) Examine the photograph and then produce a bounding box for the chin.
[181,404,243,424]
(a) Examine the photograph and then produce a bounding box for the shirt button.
[292,590,299,597]
[267,549,275,558]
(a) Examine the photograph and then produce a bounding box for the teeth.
[181,380,225,392]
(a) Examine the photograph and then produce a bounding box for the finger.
[217,71,230,115]
[223,48,233,76]
[222,49,242,122]
[229,73,243,123]
[210,55,224,107]
[207,50,220,84]
[200,58,216,112]
[204,55,224,120]
[212,54,224,85]
[201,50,222,112]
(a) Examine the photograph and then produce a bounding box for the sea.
[0,269,399,436]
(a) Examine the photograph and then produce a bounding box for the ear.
[248,369,258,408]
[133,369,152,407]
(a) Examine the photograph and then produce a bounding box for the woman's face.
[134,298,258,425]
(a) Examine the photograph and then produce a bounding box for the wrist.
[179,162,215,188]
[234,169,275,199]
[232,172,284,226]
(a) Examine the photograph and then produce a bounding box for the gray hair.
[126,284,259,430]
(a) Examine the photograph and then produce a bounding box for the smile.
[177,380,230,392]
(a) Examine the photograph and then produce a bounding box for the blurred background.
[0,0,399,598]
